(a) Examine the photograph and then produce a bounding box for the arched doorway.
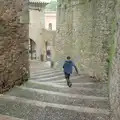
[29,39,37,60]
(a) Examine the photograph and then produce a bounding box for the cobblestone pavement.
[0,61,110,120]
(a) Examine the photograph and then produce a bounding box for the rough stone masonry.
[55,0,115,81]
[0,0,29,93]
[109,0,120,120]
[55,0,120,120]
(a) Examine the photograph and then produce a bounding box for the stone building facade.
[0,0,29,93]
[29,0,49,60]
[29,1,56,61]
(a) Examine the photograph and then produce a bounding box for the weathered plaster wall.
[0,0,29,93]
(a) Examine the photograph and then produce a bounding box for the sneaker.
[68,82,72,87]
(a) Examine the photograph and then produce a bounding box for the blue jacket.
[63,60,75,74]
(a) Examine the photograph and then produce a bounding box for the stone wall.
[0,0,29,93]
[109,0,120,119]
[56,0,120,119]
[55,0,115,81]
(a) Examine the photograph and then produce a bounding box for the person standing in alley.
[63,56,79,87]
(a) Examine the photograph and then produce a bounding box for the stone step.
[30,74,65,80]
[30,75,81,83]
[31,68,53,72]
[0,95,110,120]
[43,107,110,120]
[30,74,86,81]
[30,66,51,70]
[0,114,24,120]
[31,69,53,74]
[31,71,63,78]
[31,69,61,75]
[27,80,95,88]
[58,82,109,89]
[31,71,79,78]
[43,78,91,83]
[6,87,109,109]
[30,75,96,84]
[29,79,107,90]
[55,75,95,83]
[25,81,108,97]
[25,81,67,89]
[30,67,51,70]
[0,95,46,120]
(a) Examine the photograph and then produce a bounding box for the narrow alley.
[0,61,110,120]
[0,0,120,120]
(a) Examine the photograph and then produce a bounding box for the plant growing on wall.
[46,0,57,11]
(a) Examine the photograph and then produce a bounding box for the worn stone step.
[0,95,46,120]
[25,81,67,90]
[31,69,54,74]
[0,95,110,120]
[30,76,81,83]
[31,69,61,76]
[42,77,91,83]
[0,114,23,120]
[30,74,65,80]
[30,74,87,81]
[31,71,63,78]
[31,71,78,77]
[30,66,51,70]
[30,67,51,70]
[26,81,108,97]
[44,107,110,120]
[58,81,109,89]
[31,68,53,72]
[30,75,95,84]
[55,75,95,83]
[6,87,109,109]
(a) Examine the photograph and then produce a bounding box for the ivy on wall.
[46,0,57,11]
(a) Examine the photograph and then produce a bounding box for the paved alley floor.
[0,61,110,120]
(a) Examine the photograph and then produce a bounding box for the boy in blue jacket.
[63,56,78,87]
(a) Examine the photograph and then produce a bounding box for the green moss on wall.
[108,19,117,74]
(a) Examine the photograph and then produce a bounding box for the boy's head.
[67,56,71,60]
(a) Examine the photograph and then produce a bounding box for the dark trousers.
[64,72,72,87]
[64,72,70,80]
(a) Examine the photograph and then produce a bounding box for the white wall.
[29,9,45,59]
[45,12,56,30]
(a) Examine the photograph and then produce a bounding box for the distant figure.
[63,56,79,87]
[47,50,51,61]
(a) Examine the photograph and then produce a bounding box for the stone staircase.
[0,62,110,120]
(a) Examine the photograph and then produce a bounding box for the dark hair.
[67,56,71,60]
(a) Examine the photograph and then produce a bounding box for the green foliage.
[46,0,57,11]
[108,19,117,72]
